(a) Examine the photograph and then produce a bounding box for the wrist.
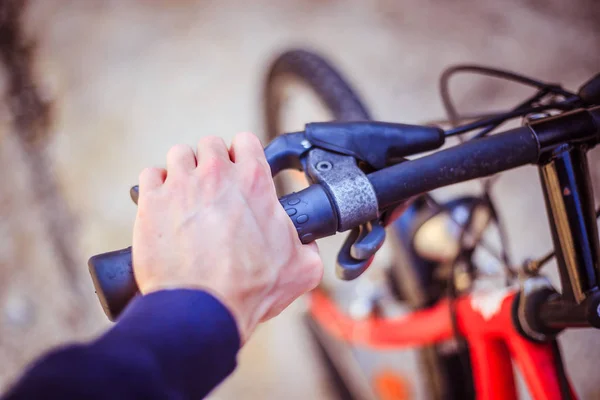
[140,283,252,344]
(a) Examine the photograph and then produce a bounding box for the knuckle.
[173,143,193,153]
[257,157,271,175]
[239,159,268,191]
[246,159,265,178]
[196,155,226,179]
[167,143,193,158]
[136,186,162,208]
[138,167,164,186]
[234,131,259,145]
[232,132,264,156]
[165,171,186,188]
[198,135,226,149]
[138,167,155,181]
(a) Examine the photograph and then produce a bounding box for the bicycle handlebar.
[370,126,539,209]
[89,184,340,320]
[371,105,600,210]
[89,107,600,321]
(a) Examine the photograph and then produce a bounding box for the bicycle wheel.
[263,49,468,400]
[264,49,370,198]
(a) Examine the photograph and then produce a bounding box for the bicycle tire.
[264,49,371,143]
[262,48,463,400]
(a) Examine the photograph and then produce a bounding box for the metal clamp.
[305,148,383,279]
[306,149,379,231]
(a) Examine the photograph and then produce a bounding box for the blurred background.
[0,0,599,398]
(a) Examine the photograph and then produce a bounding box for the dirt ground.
[0,0,599,398]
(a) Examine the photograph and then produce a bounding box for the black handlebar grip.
[88,247,136,321]
[368,126,539,209]
[89,184,338,320]
[278,184,338,243]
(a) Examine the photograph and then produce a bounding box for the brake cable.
[436,64,584,284]
[444,100,575,137]
[469,89,559,139]
[439,64,577,127]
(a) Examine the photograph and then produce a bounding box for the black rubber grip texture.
[89,184,338,321]
[278,184,338,243]
[88,247,136,321]
[369,126,540,209]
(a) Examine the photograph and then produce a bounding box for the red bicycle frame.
[308,288,576,400]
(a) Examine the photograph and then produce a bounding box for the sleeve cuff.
[99,289,241,398]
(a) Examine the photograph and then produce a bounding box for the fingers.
[230,132,273,195]
[142,134,267,189]
[166,144,197,178]
[194,136,232,182]
[197,136,231,164]
[229,132,266,165]
[138,167,167,193]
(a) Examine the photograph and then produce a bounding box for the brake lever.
[264,131,312,175]
[336,220,386,280]
[350,220,386,260]
[337,226,376,280]
[265,130,387,277]
[131,146,388,277]
[305,121,444,169]
[89,122,441,320]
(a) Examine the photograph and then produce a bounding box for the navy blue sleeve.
[2,290,241,400]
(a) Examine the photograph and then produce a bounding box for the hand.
[132,132,323,343]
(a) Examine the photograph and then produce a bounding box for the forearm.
[3,290,240,400]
